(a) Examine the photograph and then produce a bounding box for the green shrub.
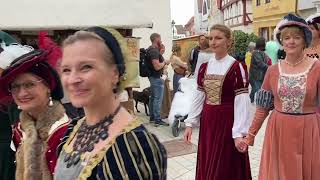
[230,30,258,61]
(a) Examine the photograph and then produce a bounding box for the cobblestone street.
[137,103,267,180]
[1,1,319,180]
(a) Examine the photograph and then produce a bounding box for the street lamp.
[171,20,175,38]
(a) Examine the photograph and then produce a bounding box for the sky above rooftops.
[171,0,194,25]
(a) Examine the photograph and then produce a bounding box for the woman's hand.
[234,137,248,153]
[184,127,192,144]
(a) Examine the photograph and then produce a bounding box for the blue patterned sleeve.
[255,89,274,110]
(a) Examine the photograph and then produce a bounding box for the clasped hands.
[185,127,250,153]
[234,137,249,153]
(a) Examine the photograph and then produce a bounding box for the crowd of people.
[0,12,319,180]
[0,28,167,180]
[182,13,320,180]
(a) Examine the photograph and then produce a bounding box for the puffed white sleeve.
[232,63,251,138]
[184,89,205,127]
[184,61,207,128]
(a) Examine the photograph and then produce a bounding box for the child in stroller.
[168,77,197,137]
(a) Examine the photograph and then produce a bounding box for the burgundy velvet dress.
[196,61,251,180]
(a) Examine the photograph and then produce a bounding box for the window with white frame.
[202,0,209,21]
[226,8,228,19]
[232,6,234,17]
[203,1,208,15]
[231,4,233,18]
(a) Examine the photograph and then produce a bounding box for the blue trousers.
[148,77,164,122]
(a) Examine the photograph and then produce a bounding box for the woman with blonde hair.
[183,24,252,180]
[244,13,320,180]
[54,27,167,179]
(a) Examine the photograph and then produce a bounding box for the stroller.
[168,77,197,137]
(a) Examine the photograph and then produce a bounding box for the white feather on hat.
[0,43,33,69]
[306,13,320,23]
[273,18,289,47]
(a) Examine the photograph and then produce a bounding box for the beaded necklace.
[64,105,121,168]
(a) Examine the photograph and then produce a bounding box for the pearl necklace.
[284,56,305,67]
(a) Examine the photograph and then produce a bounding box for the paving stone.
[136,100,266,180]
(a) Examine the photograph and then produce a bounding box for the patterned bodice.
[305,46,320,59]
[198,61,248,106]
[306,53,320,59]
[203,74,225,105]
[275,61,318,113]
[278,73,307,113]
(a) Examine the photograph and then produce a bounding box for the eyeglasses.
[9,79,43,94]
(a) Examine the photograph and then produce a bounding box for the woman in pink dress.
[183,24,252,180]
[245,13,320,180]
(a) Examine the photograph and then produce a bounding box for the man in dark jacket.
[249,37,270,103]
[189,35,208,74]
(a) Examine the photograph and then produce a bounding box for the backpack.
[139,48,152,77]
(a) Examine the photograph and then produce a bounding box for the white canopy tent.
[0,0,153,30]
[0,0,173,93]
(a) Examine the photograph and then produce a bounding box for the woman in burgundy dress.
[183,24,252,180]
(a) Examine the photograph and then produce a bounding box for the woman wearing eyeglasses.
[0,50,70,180]
[0,42,34,180]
